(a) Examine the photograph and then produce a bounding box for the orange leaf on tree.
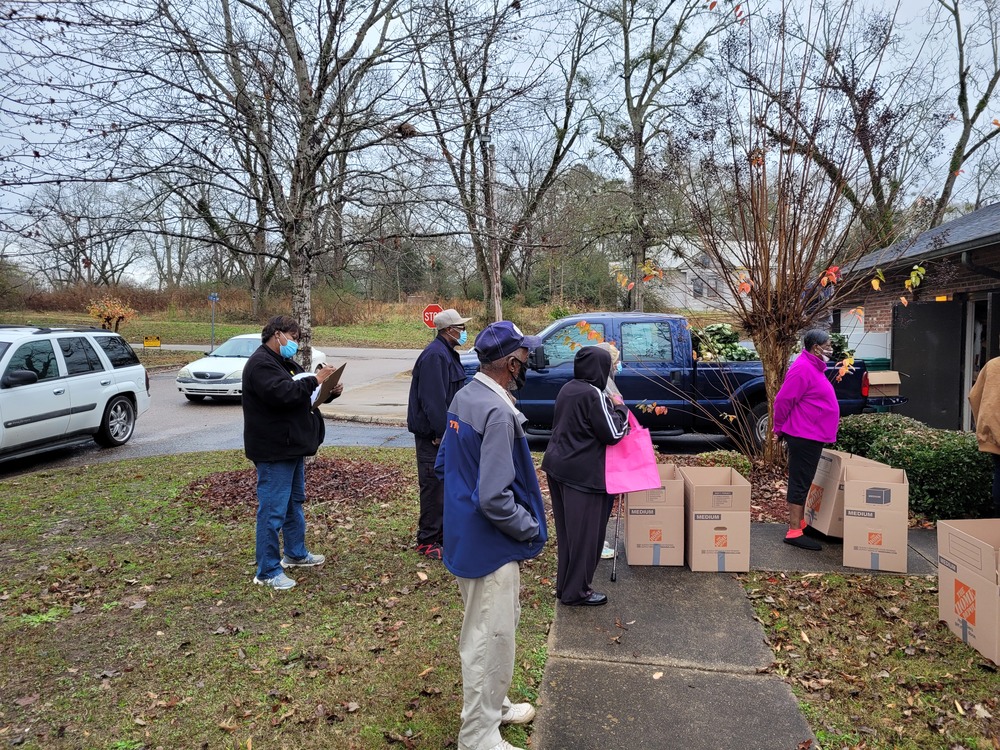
[900,296,909,306]
[627,282,635,290]
[871,278,881,291]
[655,406,668,415]
[709,0,717,8]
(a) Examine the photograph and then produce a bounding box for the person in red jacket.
[772,329,839,551]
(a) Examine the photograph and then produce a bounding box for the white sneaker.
[253,571,296,590]
[500,701,536,725]
[486,741,525,750]
[601,541,615,560]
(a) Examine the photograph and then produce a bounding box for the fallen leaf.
[652,671,663,680]
[14,694,39,707]
[416,571,428,582]
[417,667,433,678]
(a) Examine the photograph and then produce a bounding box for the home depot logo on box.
[955,579,977,627]
[868,531,883,546]
[648,528,663,543]
[714,534,728,548]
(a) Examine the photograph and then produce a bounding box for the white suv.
[0,325,151,463]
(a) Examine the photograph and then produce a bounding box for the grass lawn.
[0,449,554,749]
[3,449,999,749]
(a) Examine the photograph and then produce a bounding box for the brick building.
[835,202,1000,430]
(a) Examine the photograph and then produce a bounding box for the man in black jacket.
[406,308,471,560]
[243,315,342,591]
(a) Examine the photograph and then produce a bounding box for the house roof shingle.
[855,202,1000,270]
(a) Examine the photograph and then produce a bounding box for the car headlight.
[226,369,243,379]
[178,367,191,378]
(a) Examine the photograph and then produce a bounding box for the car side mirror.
[528,347,547,369]
[1,369,39,388]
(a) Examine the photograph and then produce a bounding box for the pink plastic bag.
[605,409,661,494]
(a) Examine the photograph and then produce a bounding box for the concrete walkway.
[318,369,941,750]
[532,523,937,750]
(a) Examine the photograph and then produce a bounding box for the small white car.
[175,333,327,402]
[0,325,151,463]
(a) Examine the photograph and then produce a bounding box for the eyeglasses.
[452,325,466,331]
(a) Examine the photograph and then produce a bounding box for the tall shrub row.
[834,413,992,520]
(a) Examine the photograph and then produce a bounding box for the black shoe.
[802,524,825,539]
[566,592,608,606]
[784,534,822,551]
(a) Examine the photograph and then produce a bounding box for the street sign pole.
[208,293,220,351]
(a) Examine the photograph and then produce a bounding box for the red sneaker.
[416,543,443,560]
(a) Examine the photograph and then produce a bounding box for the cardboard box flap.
[868,371,901,387]
[679,466,752,512]
[843,464,909,513]
[626,464,684,507]
[938,519,1000,583]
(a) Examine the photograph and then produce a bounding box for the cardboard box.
[624,464,685,566]
[868,370,901,397]
[679,466,751,572]
[937,519,1000,664]
[804,449,887,538]
[842,465,909,573]
[685,509,750,572]
[678,466,751,512]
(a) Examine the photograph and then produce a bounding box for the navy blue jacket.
[435,376,548,579]
[407,334,466,440]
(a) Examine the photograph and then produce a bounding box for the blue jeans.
[255,458,308,579]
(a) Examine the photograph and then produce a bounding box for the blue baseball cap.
[474,321,541,363]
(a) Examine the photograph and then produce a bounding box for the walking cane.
[610,494,623,582]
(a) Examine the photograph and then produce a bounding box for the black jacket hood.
[574,346,610,390]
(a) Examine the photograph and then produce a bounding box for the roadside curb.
[323,414,408,428]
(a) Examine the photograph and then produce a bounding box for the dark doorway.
[891,301,964,429]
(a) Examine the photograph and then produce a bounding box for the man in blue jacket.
[435,321,547,750]
[406,308,470,559]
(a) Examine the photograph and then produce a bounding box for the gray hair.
[802,329,831,350]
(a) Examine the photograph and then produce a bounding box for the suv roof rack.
[0,324,108,334]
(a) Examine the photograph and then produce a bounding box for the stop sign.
[422,304,444,329]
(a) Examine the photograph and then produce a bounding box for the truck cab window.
[621,322,673,362]
[543,323,605,366]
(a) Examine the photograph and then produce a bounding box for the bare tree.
[413,0,598,321]
[589,0,734,310]
[674,0,890,462]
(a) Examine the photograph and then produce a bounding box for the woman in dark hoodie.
[542,346,629,606]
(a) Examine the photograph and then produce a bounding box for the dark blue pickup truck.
[461,312,871,449]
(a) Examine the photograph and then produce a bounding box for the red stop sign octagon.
[422,304,444,329]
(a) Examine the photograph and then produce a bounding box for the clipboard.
[314,362,346,405]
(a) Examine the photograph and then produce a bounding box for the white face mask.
[816,346,833,362]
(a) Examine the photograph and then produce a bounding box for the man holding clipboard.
[243,315,344,591]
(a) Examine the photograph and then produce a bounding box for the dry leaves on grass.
[178,456,411,523]
[661,454,789,522]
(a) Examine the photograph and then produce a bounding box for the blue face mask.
[457,330,468,346]
[278,333,298,359]
[615,361,623,375]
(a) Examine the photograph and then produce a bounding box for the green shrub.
[695,450,753,479]
[865,428,992,520]
[833,412,926,455]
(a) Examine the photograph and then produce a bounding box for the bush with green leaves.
[694,449,753,479]
[834,413,992,519]
[833,413,926,455]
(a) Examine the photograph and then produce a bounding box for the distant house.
[834,202,1000,430]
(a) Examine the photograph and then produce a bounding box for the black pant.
[548,475,608,605]
[414,436,443,546]
[992,454,1000,518]
[784,435,825,506]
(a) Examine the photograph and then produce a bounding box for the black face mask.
[512,358,527,391]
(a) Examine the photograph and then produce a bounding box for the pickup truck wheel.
[749,402,770,450]
[95,395,136,447]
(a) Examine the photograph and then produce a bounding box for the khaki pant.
[456,561,521,750]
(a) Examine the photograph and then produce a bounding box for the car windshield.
[208,338,258,358]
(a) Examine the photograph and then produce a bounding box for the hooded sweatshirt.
[541,346,629,493]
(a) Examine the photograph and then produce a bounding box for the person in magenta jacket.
[772,329,839,551]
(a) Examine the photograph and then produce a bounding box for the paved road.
[0,349,417,477]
